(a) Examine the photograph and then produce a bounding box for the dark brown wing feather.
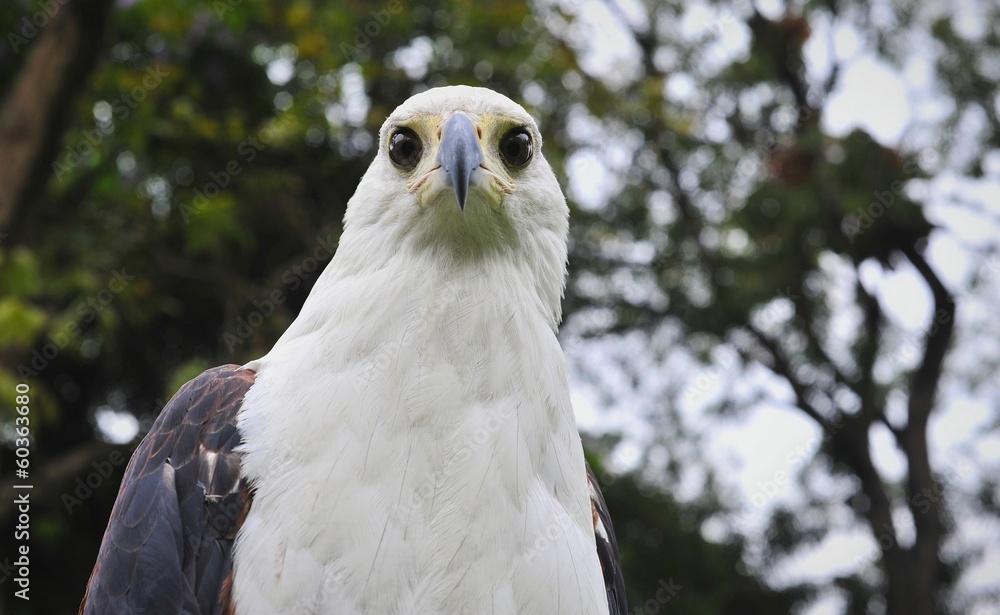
[588,464,627,615]
[80,365,255,615]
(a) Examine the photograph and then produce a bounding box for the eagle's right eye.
[388,128,422,169]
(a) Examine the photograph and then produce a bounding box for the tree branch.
[899,242,955,609]
[855,276,884,425]
[747,324,837,434]
[747,321,915,612]
[901,244,955,431]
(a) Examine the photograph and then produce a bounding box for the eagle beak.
[436,113,483,211]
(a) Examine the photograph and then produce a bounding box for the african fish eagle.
[81,85,626,614]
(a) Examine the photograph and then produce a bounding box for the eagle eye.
[388,128,422,169]
[499,128,533,168]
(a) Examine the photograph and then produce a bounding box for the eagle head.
[342,86,567,258]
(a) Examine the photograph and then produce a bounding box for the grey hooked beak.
[436,113,483,211]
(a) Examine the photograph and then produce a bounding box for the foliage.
[1,0,998,613]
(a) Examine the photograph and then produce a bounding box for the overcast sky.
[560,1,1000,613]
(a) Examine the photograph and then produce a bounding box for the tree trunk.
[0,0,115,232]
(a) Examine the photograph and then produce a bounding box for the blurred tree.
[552,3,997,614]
[1,0,998,614]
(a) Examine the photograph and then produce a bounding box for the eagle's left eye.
[499,128,533,168]
[389,128,422,169]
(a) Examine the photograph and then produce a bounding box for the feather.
[80,365,255,615]
[589,465,628,614]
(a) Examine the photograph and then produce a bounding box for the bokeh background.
[2,0,999,613]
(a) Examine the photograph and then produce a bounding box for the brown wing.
[588,464,627,615]
[80,365,255,615]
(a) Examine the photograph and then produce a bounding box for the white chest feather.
[232,258,607,615]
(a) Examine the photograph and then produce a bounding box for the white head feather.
[251,86,570,368]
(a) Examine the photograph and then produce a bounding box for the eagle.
[81,86,626,615]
